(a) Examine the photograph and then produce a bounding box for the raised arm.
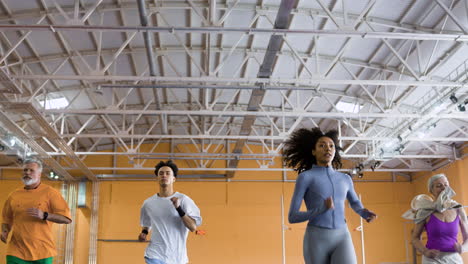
[288,173,327,223]
[26,208,71,224]
[171,196,201,232]
[29,189,73,224]
[180,215,197,232]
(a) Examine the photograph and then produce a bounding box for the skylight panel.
[336,101,362,113]
[39,97,69,109]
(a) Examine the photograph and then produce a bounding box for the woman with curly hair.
[283,127,377,264]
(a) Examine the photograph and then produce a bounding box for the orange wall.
[93,180,414,264]
[0,146,467,264]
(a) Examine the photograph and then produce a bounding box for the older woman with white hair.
[403,174,468,263]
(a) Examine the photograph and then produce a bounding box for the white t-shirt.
[140,192,202,264]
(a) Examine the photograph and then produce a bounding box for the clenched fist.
[138,232,147,242]
[324,197,334,209]
[171,197,180,208]
[26,208,45,220]
[1,230,8,243]
[364,209,377,223]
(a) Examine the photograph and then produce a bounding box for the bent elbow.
[410,238,419,247]
[288,214,297,224]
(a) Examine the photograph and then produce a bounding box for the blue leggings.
[303,225,357,264]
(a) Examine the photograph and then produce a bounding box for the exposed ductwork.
[136,0,158,77]
[226,0,297,178]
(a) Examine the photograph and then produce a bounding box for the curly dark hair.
[154,160,179,177]
[283,127,343,172]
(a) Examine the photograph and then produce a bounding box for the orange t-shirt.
[2,183,71,261]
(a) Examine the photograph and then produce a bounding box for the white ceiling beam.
[0,15,46,65]
[80,0,104,24]
[366,23,421,80]
[340,62,386,112]
[0,110,76,181]
[212,33,248,75]
[433,0,468,34]
[0,2,463,35]
[25,82,419,112]
[14,45,418,79]
[315,0,343,29]
[186,0,210,26]
[157,12,208,76]
[2,102,98,181]
[42,108,468,119]
[100,32,138,74]
[1,24,468,42]
[49,0,71,21]
[56,133,468,142]
[216,0,240,26]
[12,74,467,87]
[66,115,96,146]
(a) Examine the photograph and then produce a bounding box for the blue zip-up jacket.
[288,165,370,229]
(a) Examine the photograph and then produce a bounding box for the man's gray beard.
[22,177,39,186]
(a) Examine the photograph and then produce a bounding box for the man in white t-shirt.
[138,160,202,264]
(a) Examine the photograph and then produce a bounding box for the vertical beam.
[88,181,100,264]
[64,182,78,264]
[210,0,217,25]
[281,195,286,264]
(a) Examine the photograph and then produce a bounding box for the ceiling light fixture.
[449,94,458,104]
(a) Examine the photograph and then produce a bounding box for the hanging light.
[449,94,458,104]
[7,134,16,147]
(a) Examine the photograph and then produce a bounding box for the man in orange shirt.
[1,159,72,264]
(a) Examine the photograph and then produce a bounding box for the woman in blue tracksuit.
[283,128,377,264]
